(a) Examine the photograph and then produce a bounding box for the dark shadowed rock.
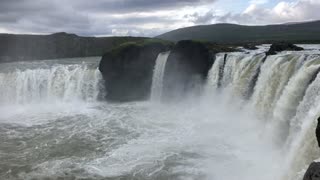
[267,42,304,55]
[162,40,214,101]
[243,44,258,50]
[317,117,320,147]
[99,39,172,102]
[303,162,320,180]
[303,117,320,179]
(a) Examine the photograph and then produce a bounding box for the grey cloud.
[211,0,320,25]
[74,0,215,13]
[0,0,215,36]
[188,11,215,24]
[184,0,320,26]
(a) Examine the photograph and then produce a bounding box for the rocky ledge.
[304,162,320,180]
[162,40,214,101]
[267,42,304,55]
[99,39,172,102]
[98,39,238,102]
[303,117,320,180]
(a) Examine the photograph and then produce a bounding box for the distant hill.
[156,21,320,44]
[0,32,148,62]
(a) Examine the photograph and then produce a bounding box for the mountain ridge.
[0,32,148,62]
[156,20,320,44]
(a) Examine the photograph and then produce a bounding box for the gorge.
[0,41,320,179]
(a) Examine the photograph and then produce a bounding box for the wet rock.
[317,117,320,147]
[303,117,320,180]
[243,44,258,50]
[99,39,172,102]
[267,42,304,55]
[162,40,214,101]
[303,162,320,180]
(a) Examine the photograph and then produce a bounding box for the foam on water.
[2,46,320,180]
[0,94,283,180]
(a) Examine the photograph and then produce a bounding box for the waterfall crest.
[207,53,226,90]
[0,59,103,104]
[150,51,170,101]
[206,52,320,180]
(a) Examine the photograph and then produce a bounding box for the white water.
[0,58,102,105]
[207,51,320,180]
[207,53,225,90]
[1,46,320,180]
[150,51,170,101]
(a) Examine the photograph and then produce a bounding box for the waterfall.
[207,52,320,180]
[150,51,170,101]
[271,55,320,143]
[0,58,103,104]
[251,54,305,118]
[207,53,265,98]
[207,53,226,90]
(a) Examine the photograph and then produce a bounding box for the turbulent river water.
[1,46,320,180]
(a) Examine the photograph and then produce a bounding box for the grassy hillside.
[156,21,320,44]
[0,32,149,62]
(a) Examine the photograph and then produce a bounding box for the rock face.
[162,40,214,101]
[243,44,258,50]
[267,42,304,55]
[303,117,320,179]
[99,40,172,102]
[303,162,320,180]
[317,117,320,147]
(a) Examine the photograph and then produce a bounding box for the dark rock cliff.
[303,117,320,180]
[267,42,304,55]
[98,40,237,102]
[304,162,320,180]
[99,40,172,102]
[162,40,214,101]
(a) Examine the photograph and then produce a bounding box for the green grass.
[108,38,174,56]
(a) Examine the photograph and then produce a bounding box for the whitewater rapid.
[1,46,320,180]
[0,57,103,105]
[207,51,320,180]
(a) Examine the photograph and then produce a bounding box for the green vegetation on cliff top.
[108,38,174,56]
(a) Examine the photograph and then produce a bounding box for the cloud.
[211,0,320,25]
[0,0,216,36]
[188,11,215,24]
[74,0,215,13]
[249,0,269,5]
[0,0,319,36]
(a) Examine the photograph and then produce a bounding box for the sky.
[0,0,319,37]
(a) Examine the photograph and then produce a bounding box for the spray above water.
[0,58,103,105]
[150,51,170,101]
[207,52,320,180]
[1,47,320,180]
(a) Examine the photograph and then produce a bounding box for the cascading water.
[206,53,225,90]
[206,51,320,180]
[2,46,320,180]
[0,57,103,105]
[150,51,170,101]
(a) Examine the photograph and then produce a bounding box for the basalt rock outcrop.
[162,40,214,101]
[317,117,320,147]
[303,162,320,180]
[99,40,172,102]
[267,42,304,55]
[98,40,237,102]
[243,44,258,50]
[303,117,320,180]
